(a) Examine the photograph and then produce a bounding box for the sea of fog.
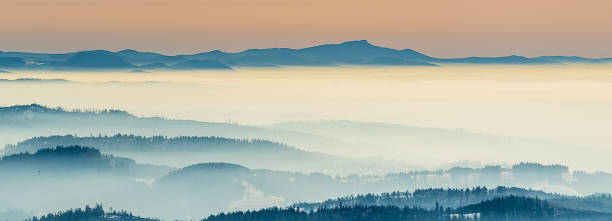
[1,65,612,170]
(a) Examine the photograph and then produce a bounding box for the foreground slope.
[204,196,612,221]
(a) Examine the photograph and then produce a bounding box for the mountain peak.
[339,40,372,46]
[60,50,135,68]
[117,49,139,54]
[208,50,225,54]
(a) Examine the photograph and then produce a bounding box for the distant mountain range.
[1,40,611,71]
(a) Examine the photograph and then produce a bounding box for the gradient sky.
[1,0,611,57]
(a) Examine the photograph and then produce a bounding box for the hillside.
[27,189,612,221]
[169,59,233,70]
[4,153,612,220]
[6,134,297,154]
[295,186,562,211]
[56,50,136,69]
[0,104,412,174]
[4,134,380,172]
[0,146,134,175]
[265,121,601,170]
[28,204,157,221]
[204,196,612,221]
[0,57,26,68]
[296,186,612,214]
[0,145,172,178]
[0,147,171,219]
[457,196,612,220]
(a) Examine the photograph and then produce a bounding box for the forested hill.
[0,145,172,178]
[296,187,612,216]
[0,146,133,174]
[295,186,562,211]
[23,191,612,221]
[27,204,157,221]
[0,104,132,122]
[1,104,398,174]
[6,134,296,155]
[203,196,612,221]
[456,196,612,221]
[4,134,365,173]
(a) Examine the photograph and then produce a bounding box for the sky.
[1,0,611,58]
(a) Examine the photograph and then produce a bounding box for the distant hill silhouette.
[28,204,156,221]
[264,120,603,172]
[157,162,251,187]
[116,49,188,65]
[4,134,358,172]
[0,51,73,62]
[129,69,149,73]
[0,57,26,68]
[4,40,609,70]
[116,49,165,64]
[8,134,303,154]
[0,78,69,83]
[535,56,612,63]
[140,62,168,69]
[433,55,558,64]
[0,104,403,174]
[0,146,133,175]
[1,103,609,178]
[296,40,431,63]
[186,40,435,66]
[55,50,136,69]
[170,59,233,70]
[364,57,438,66]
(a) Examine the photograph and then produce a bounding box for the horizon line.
[2,40,611,60]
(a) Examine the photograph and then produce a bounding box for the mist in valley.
[2,65,612,220]
[2,65,612,170]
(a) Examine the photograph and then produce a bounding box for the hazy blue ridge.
[2,40,609,70]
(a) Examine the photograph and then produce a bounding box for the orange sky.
[1,0,611,57]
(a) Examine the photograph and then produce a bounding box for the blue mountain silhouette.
[170,59,233,70]
[0,57,26,68]
[57,50,136,69]
[2,40,611,70]
[433,55,559,64]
